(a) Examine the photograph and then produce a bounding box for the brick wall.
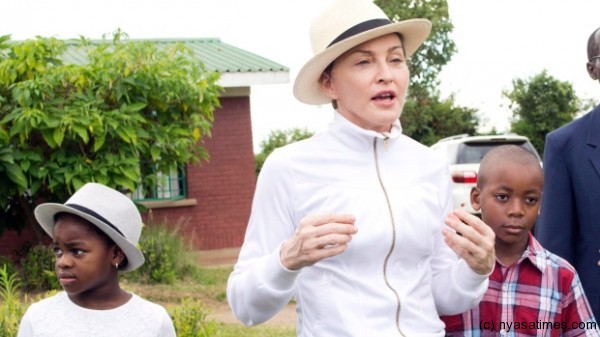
[0,226,38,258]
[142,96,256,250]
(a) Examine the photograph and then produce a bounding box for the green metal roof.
[178,38,288,74]
[59,38,289,88]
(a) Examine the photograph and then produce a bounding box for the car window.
[455,141,534,164]
[444,143,459,164]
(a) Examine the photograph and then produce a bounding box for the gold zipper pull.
[382,135,389,151]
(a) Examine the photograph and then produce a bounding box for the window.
[132,165,187,201]
[456,141,530,164]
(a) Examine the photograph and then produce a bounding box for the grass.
[122,267,231,308]
[211,323,295,337]
[123,266,296,337]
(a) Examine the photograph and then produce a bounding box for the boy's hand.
[443,209,495,275]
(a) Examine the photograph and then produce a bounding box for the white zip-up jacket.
[227,112,488,337]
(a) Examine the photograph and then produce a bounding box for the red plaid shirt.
[441,233,599,337]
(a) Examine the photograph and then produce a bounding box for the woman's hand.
[280,213,357,270]
[442,209,496,275]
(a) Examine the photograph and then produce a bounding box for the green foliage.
[401,91,479,145]
[19,244,60,291]
[170,298,217,337]
[214,324,296,337]
[125,221,197,284]
[0,264,24,337]
[254,127,314,175]
[375,0,455,89]
[0,257,18,278]
[504,70,582,154]
[0,32,221,237]
[375,0,480,143]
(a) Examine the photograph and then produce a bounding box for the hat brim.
[293,18,432,105]
[34,203,145,272]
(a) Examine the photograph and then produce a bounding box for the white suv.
[430,134,541,215]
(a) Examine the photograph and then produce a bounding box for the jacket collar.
[328,110,403,152]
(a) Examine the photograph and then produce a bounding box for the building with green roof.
[0,37,289,256]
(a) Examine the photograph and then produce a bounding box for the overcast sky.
[4,0,600,152]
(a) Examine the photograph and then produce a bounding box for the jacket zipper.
[373,136,406,337]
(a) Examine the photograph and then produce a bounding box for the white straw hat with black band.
[34,182,145,272]
[293,0,432,105]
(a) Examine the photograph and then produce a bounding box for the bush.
[254,128,314,175]
[125,221,197,284]
[19,245,60,291]
[0,264,24,337]
[0,257,18,279]
[170,298,217,337]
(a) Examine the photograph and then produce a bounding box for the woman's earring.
[115,262,119,270]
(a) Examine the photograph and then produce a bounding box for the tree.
[504,70,583,154]
[0,33,221,238]
[254,128,314,175]
[376,0,455,89]
[376,0,480,144]
[401,93,478,146]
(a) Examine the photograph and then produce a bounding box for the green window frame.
[133,165,187,201]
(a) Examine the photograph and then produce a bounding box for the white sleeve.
[226,149,300,326]
[430,165,489,315]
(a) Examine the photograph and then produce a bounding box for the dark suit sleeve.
[535,133,576,264]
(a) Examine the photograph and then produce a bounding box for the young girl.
[17,182,176,337]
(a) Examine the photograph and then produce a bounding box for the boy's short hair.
[477,145,542,188]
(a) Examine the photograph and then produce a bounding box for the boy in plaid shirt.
[441,145,598,336]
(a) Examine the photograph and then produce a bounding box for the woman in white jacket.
[227,0,495,336]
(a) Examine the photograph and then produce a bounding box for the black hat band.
[328,18,393,47]
[64,203,125,237]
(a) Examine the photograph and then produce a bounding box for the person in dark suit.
[535,26,600,320]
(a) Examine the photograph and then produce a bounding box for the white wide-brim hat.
[293,0,432,105]
[34,182,145,272]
